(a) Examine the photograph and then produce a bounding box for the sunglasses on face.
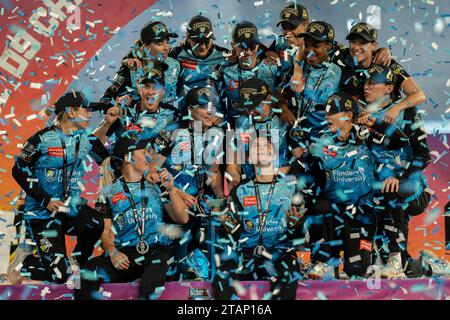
[281,22,298,31]
[238,42,258,52]
[191,37,212,47]
[365,79,389,86]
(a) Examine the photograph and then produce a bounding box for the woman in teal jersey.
[356,65,447,278]
[100,21,181,110]
[74,132,188,300]
[9,92,113,285]
[214,136,304,300]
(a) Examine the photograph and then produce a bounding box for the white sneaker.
[7,243,33,285]
[380,253,405,279]
[308,262,335,280]
[419,249,450,278]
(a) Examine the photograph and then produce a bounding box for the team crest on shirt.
[243,219,255,233]
[115,214,126,228]
[45,168,58,182]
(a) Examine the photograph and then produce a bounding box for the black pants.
[213,249,299,300]
[74,245,173,300]
[308,199,376,278]
[23,204,104,284]
[375,189,431,277]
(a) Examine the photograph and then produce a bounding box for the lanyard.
[187,124,207,197]
[297,64,330,119]
[253,176,277,246]
[121,179,147,242]
[59,134,80,201]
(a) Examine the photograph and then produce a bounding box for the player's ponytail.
[99,157,116,190]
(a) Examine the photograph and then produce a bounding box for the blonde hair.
[53,111,66,126]
[99,157,117,191]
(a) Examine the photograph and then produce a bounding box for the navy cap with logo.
[325,92,359,117]
[232,21,261,48]
[140,21,178,44]
[234,78,271,112]
[54,91,102,114]
[346,22,377,42]
[185,86,219,110]
[139,63,168,86]
[277,3,309,27]
[367,64,397,85]
[187,15,215,43]
[112,131,154,165]
[299,21,335,42]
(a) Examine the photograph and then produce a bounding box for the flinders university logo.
[332,167,367,183]
[188,287,211,300]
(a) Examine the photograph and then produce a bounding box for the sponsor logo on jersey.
[228,80,240,91]
[180,59,198,70]
[48,147,64,157]
[360,239,372,252]
[243,196,257,207]
[332,167,367,183]
[111,192,127,205]
[125,124,142,132]
[323,146,337,157]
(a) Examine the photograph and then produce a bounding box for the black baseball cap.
[232,21,261,48]
[187,15,215,42]
[139,63,167,86]
[346,22,377,42]
[367,64,396,85]
[325,92,359,117]
[299,21,335,43]
[53,91,101,114]
[140,21,178,44]
[185,86,218,109]
[234,78,271,112]
[112,131,153,164]
[277,3,309,27]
